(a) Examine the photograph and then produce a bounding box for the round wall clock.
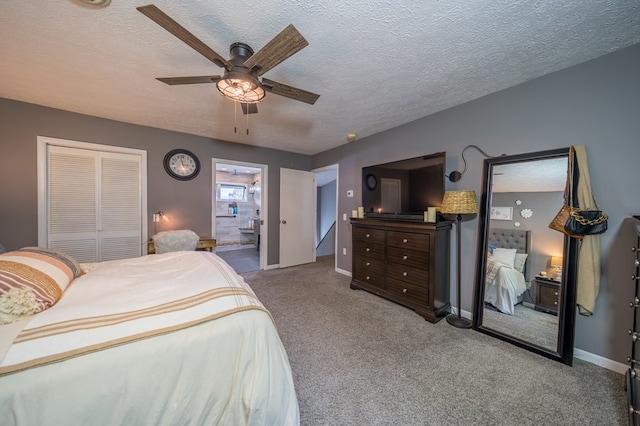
[163,149,200,181]
[365,174,377,190]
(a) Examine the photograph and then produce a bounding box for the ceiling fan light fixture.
[216,72,265,104]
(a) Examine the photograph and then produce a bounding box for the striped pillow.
[0,247,82,323]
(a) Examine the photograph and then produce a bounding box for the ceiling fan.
[137,4,320,115]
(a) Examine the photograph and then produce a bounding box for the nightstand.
[534,276,561,315]
[147,236,216,254]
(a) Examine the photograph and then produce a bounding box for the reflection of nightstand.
[147,236,216,254]
[534,276,561,315]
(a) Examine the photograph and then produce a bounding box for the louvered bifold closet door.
[47,145,142,262]
[99,152,142,261]
[48,146,99,262]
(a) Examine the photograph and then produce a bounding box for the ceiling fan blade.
[243,24,308,76]
[262,78,319,105]
[137,5,232,70]
[157,76,221,85]
[241,103,259,115]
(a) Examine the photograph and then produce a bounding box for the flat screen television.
[361,152,445,218]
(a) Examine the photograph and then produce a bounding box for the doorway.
[212,159,267,273]
[313,164,338,271]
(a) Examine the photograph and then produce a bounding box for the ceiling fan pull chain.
[246,108,250,135]
[234,101,238,134]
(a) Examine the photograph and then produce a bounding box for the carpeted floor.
[242,255,627,426]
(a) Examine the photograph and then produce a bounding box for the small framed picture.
[490,206,513,220]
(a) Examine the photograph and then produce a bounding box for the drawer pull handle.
[366,233,371,238]
[366,276,371,280]
[402,238,408,243]
[554,301,558,305]
[403,255,408,260]
[366,247,371,252]
[554,292,558,296]
[402,272,408,277]
[366,261,371,266]
[403,288,408,293]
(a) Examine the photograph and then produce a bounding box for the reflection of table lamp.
[551,256,563,281]
[440,190,479,329]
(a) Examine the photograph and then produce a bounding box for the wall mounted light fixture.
[152,211,168,234]
[448,145,505,182]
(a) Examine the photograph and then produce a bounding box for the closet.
[38,137,146,262]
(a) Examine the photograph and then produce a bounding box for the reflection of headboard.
[489,228,532,281]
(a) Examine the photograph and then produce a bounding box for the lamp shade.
[551,256,563,268]
[440,190,479,215]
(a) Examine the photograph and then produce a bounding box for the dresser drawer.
[387,277,428,306]
[354,255,384,276]
[387,246,428,271]
[386,262,428,287]
[386,230,429,252]
[353,242,384,259]
[353,262,385,288]
[539,284,560,308]
[354,227,385,245]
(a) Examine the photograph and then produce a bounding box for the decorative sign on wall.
[490,206,513,220]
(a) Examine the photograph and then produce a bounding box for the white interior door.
[280,168,316,268]
[381,178,401,213]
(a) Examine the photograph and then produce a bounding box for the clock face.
[365,174,377,190]
[163,149,200,181]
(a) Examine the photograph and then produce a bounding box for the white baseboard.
[574,348,627,374]
[336,267,351,277]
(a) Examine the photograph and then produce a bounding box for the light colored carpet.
[242,255,626,426]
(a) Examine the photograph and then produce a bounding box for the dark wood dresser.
[350,217,452,323]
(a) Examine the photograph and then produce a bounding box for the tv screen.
[361,152,445,216]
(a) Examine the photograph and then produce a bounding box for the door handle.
[281,220,287,224]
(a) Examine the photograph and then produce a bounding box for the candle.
[352,210,358,218]
[423,211,429,222]
[427,207,437,222]
[357,206,364,218]
[377,208,382,214]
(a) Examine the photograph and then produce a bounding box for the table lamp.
[551,256,563,281]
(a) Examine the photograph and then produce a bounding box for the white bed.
[484,229,531,315]
[0,250,299,425]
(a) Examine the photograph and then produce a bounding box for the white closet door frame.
[37,136,148,258]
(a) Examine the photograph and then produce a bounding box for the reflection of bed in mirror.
[484,228,530,315]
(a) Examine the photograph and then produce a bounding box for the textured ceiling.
[1,1,639,155]
[492,158,567,193]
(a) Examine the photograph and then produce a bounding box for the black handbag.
[564,209,608,236]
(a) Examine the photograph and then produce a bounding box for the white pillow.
[491,248,517,268]
[514,253,528,273]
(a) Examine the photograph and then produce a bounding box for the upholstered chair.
[152,230,199,254]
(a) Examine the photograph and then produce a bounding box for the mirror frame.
[472,147,579,365]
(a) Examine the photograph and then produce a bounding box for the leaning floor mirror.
[472,147,579,365]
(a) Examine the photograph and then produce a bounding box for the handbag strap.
[564,146,575,207]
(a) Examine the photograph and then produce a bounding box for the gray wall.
[491,191,565,282]
[313,43,640,364]
[0,98,311,265]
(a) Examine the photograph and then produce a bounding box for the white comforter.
[484,259,527,315]
[0,251,299,425]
